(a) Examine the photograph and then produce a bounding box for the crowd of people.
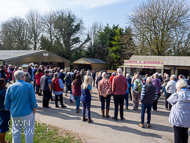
[0,62,190,143]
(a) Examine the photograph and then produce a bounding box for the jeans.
[165,93,172,110]
[125,93,129,108]
[114,95,125,119]
[100,95,111,110]
[141,103,152,124]
[12,112,35,143]
[173,126,189,143]
[74,96,81,111]
[161,86,166,95]
[82,101,91,119]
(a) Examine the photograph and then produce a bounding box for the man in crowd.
[32,64,38,92]
[23,65,31,83]
[112,68,128,121]
[59,69,65,83]
[40,69,52,108]
[138,77,157,128]
[28,63,33,81]
[4,70,37,142]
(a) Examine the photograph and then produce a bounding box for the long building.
[0,50,71,70]
[124,55,190,78]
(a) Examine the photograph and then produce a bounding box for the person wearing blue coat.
[80,76,92,123]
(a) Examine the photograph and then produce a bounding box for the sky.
[0,0,143,29]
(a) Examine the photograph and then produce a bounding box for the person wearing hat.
[40,69,52,108]
[23,65,31,83]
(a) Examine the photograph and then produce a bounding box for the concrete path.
[35,87,190,143]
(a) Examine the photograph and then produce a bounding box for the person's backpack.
[135,80,142,93]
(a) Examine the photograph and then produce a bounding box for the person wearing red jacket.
[4,67,10,85]
[109,72,116,85]
[112,68,128,121]
[35,68,43,96]
[52,72,66,108]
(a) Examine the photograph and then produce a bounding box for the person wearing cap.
[4,70,37,143]
[40,69,52,108]
[32,64,38,92]
[23,65,31,83]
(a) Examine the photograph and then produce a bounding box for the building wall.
[4,52,70,70]
[91,64,107,71]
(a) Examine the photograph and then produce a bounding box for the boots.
[0,132,10,143]
[88,118,92,123]
[106,110,110,118]
[101,109,105,118]
[82,117,88,122]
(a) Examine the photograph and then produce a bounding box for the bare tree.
[26,10,42,50]
[41,11,56,51]
[0,17,30,50]
[129,0,190,56]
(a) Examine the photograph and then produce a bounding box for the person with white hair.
[52,72,66,108]
[167,79,190,143]
[84,70,93,87]
[4,70,37,143]
[152,73,161,110]
[112,68,128,121]
[138,77,158,128]
[98,72,112,118]
[165,76,176,110]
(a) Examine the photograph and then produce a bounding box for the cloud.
[63,0,124,9]
[0,0,125,22]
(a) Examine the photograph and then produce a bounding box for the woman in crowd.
[152,73,161,111]
[0,79,10,143]
[165,76,176,110]
[132,74,143,110]
[84,70,93,87]
[35,68,43,96]
[98,72,112,118]
[72,74,82,113]
[167,79,190,143]
[80,77,92,123]
[52,72,66,108]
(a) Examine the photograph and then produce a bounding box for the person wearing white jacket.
[165,76,176,110]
